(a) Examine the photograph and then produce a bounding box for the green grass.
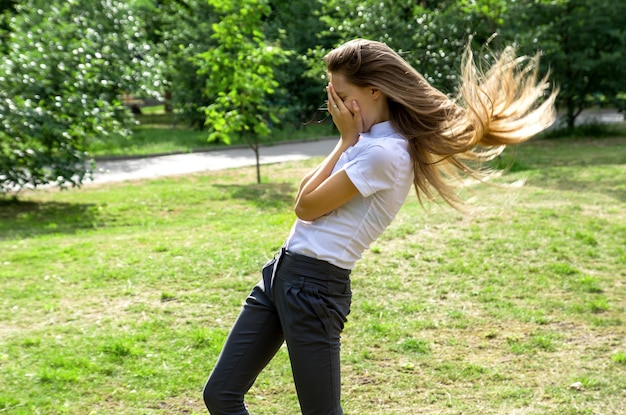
[1,136,625,414]
[87,110,336,157]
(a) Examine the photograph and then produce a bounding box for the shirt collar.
[360,121,398,139]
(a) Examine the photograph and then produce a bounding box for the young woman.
[203,38,557,415]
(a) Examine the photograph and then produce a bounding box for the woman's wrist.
[340,132,359,147]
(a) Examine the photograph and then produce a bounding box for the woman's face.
[329,72,388,132]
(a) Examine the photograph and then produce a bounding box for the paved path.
[91,138,337,184]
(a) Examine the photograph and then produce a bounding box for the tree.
[0,0,17,53]
[505,0,626,129]
[196,0,289,184]
[139,0,326,129]
[265,0,331,125]
[0,0,162,194]
[137,0,219,128]
[312,0,508,95]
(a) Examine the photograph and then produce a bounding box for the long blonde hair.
[324,39,557,207]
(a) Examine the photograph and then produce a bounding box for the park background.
[1,0,625,414]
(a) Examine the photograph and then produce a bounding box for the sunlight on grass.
[1,137,625,414]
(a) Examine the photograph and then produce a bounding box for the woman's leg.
[203,281,284,415]
[273,253,352,415]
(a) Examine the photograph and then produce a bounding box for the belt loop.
[270,247,285,286]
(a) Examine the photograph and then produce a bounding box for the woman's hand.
[327,83,363,147]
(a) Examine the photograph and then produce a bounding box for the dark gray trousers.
[203,250,352,415]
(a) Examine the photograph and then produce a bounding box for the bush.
[0,0,162,194]
[540,122,626,140]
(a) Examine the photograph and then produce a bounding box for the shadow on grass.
[0,199,101,240]
[507,137,626,203]
[527,169,626,203]
[213,182,296,210]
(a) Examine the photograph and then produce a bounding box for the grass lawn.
[1,136,625,414]
[86,111,336,158]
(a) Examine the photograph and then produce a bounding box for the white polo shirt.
[285,121,413,270]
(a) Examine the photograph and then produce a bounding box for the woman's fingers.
[351,100,364,133]
[327,83,347,114]
[326,85,335,111]
[326,83,360,144]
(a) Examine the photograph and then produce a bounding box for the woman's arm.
[294,142,359,221]
[294,84,363,221]
[297,84,362,191]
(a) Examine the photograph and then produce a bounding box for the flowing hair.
[324,39,557,208]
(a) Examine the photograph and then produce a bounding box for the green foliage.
[199,0,289,144]
[505,0,626,129]
[265,0,330,124]
[0,0,162,193]
[195,0,290,183]
[313,0,516,95]
[137,0,219,128]
[0,0,17,53]
[313,0,626,131]
[2,0,626,193]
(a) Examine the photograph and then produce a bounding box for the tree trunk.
[254,145,261,184]
[566,102,576,130]
[164,89,173,113]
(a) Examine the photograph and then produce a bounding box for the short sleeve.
[343,144,401,197]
